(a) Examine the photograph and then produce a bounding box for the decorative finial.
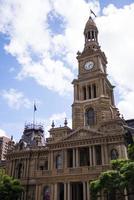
[64,118,68,126]
[121,114,124,119]
[11,135,13,141]
[51,120,55,128]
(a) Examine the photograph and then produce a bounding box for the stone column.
[91,84,93,99]
[121,144,127,159]
[51,184,54,200]
[35,184,41,200]
[101,145,105,165]
[89,146,92,166]
[67,182,70,200]
[74,84,77,101]
[73,149,75,167]
[76,148,79,167]
[11,160,15,177]
[80,87,82,100]
[64,183,67,200]
[24,158,28,177]
[86,85,88,99]
[48,152,51,170]
[94,31,96,41]
[64,149,67,168]
[104,144,108,164]
[93,146,96,166]
[51,151,54,170]
[35,185,39,200]
[54,183,57,200]
[87,181,90,200]
[83,182,86,200]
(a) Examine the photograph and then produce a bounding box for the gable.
[63,127,102,141]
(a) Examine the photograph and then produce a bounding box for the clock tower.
[72,16,120,129]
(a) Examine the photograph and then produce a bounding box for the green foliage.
[0,169,23,200]
[111,159,128,171]
[90,180,101,200]
[90,158,134,200]
[121,161,134,189]
[128,144,134,160]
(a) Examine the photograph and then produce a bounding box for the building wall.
[6,16,128,200]
[6,128,127,200]
[0,136,10,160]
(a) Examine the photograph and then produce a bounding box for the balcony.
[30,165,111,178]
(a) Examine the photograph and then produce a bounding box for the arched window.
[88,31,91,40]
[43,186,50,200]
[92,31,94,40]
[111,149,118,160]
[56,155,62,169]
[85,108,95,126]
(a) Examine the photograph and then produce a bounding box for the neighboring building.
[6,16,128,200]
[0,136,10,160]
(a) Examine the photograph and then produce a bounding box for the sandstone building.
[6,16,128,200]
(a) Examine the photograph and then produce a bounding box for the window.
[92,31,94,39]
[17,163,23,179]
[88,31,91,40]
[85,108,95,126]
[67,149,73,168]
[56,155,62,169]
[111,149,118,160]
[83,86,86,100]
[80,147,90,166]
[88,85,91,99]
[93,84,97,98]
[95,145,102,165]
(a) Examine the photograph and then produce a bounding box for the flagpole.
[33,102,37,128]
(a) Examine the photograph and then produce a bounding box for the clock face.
[84,61,94,70]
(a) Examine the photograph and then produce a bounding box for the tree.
[0,169,23,200]
[90,144,134,200]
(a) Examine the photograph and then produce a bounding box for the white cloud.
[117,90,134,119]
[0,0,99,95]
[0,128,8,137]
[1,88,32,110]
[0,128,9,137]
[0,0,134,119]
[96,3,134,119]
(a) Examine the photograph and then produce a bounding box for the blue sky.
[0,0,134,141]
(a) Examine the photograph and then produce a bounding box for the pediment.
[62,127,102,141]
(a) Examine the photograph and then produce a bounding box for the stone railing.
[31,164,111,178]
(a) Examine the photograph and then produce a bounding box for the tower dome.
[84,16,98,34]
[84,16,99,48]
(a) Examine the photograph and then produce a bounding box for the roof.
[84,16,98,34]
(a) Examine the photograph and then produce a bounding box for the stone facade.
[6,16,128,200]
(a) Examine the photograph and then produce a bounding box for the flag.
[90,9,97,17]
[34,103,37,112]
